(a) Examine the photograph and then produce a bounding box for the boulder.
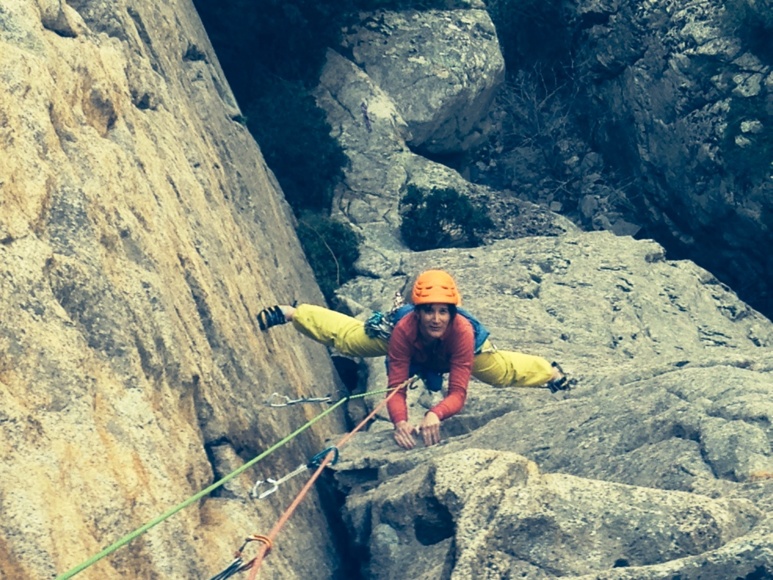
[315,49,572,280]
[341,4,504,154]
[343,449,764,579]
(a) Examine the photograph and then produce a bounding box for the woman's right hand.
[393,421,418,449]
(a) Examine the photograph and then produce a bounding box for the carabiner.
[250,463,308,499]
[265,392,332,407]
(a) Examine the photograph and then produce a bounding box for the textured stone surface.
[341,7,504,154]
[315,49,573,279]
[4,1,773,578]
[343,449,763,579]
[0,1,346,578]
[569,0,773,317]
[331,233,773,578]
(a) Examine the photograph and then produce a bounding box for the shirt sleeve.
[429,318,474,421]
[386,321,413,424]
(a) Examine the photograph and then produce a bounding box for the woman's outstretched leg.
[258,304,388,358]
[471,340,567,389]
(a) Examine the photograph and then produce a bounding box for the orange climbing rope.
[244,376,417,579]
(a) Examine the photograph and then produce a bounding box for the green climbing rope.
[56,388,391,579]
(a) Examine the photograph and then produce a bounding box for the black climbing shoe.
[546,361,575,393]
[257,305,287,331]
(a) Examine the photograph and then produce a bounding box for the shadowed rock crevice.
[316,472,368,580]
[414,497,454,546]
[126,7,163,77]
[203,437,233,498]
[183,43,207,63]
[180,256,220,350]
[39,2,81,38]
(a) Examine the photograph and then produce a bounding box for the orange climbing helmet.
[411,270,461,306]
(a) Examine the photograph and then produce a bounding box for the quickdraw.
[265,392,332,407]
[250,446,339,500]
[208,535,273,580]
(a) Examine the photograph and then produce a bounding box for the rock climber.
[256,270,572,449]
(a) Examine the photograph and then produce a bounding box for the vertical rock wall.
[570,0,773,317]
[0,0,345,577]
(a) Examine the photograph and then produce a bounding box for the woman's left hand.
[420,412,441,446]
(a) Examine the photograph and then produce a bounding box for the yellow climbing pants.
[292,304,554,388]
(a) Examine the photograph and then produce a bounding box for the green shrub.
[296,212,361,303]
[399,185,493,251]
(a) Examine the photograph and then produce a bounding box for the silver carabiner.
[250,463,308,499]
[265,392,332,407]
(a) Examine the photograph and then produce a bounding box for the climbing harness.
[209,376,419,580]
[264,392,332,407]
[364,310,395,340]
[364,290,405,340]
[250,446,339,499]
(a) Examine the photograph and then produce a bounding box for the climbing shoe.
[257,305,287,331]
[546,361,575,393]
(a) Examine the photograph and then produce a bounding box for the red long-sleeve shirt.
[386,312,474,424]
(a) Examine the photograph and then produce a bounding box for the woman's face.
[417,303,452,341]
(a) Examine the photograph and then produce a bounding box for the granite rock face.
[0,1,346,578]
[341,4,504,154]
[568,0,773,316]
[332,233,773,579]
